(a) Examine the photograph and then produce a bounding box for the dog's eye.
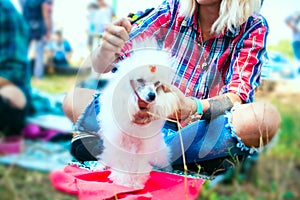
[136,78,144,83]
[154,81,161,87]
[136,78,146,86]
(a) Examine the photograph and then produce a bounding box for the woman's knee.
[62,88,96,123]
[0,85,26,109]
[232,101,281,147]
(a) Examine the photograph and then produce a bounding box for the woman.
[23,0,52,79]
[63,0,281,175]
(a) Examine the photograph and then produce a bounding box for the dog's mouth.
[137,99,149,110]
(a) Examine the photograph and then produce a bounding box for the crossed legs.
[63,88,281,148]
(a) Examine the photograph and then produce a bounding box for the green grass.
[31,74,77,94]
[1,74,300,199]
[0,165,76,200]
[267,39,295,61]
[198,90,300,200]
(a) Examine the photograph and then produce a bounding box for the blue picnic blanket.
[27,88,73,133]
[0,140,73,172]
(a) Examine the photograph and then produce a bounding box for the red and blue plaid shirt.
[121,0,269,103]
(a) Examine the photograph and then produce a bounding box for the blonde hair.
[180,0,262,34]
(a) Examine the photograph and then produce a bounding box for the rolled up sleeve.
[224,16,269,103]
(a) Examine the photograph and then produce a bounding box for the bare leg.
[232,101,281,147]
[0,85,26,109]
[62,87,96,123]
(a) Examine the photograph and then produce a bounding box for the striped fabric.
[0,0,30,96]
[120,0,269,103]
[22,0,51,40]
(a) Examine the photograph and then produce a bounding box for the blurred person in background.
[45,30,74,74]
[0,0,31,136]
[87,0,113,51]
[22,0,53,79]
[87,2,100,51]
[95,0,114,34]
[286,11,300,72]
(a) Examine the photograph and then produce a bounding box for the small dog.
[97,49,179,188]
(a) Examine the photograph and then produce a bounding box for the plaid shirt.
[121,0,269,103]
[23,0,51,40]
[0,0,30,98]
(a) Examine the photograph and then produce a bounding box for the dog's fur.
[97,49,179,188]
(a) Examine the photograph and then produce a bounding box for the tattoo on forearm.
[201,96,234,120]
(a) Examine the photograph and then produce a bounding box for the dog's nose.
[147,92,156,101]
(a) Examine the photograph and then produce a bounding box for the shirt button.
[186,88,190,93]
[196,65,201,69]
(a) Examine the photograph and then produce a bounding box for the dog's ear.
[130,79,136,90]
[155,81,166,92]
[160,84,171,93]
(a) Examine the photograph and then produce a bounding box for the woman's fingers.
[104,24,130,42]
[100,18,131,54]
[104,18,131,41]
[132,113,151,125]
[131,110,157,125]
[101,32,124,52]
[113,17,132,34]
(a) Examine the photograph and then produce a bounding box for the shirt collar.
[181,5,199,29]
[181,6,242,38]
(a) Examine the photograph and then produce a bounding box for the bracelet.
[190,97,203,115]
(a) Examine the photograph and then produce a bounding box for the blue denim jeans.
[32,39,45,79]
[71,92,257,168]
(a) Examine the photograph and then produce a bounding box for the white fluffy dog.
[97,49,179,188]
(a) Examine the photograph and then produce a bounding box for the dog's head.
[127,65,179,121]
[110,49,179,125]
[130,77,162,110]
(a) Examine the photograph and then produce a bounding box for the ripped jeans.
[71,92,258,175]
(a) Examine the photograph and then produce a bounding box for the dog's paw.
[93,161,109,171]
[109,171,131,187]
[150,147,171,169]
[109,171,149,189]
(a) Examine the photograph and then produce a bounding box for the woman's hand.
[101,18,132,55]
[92,18,132,73]
[162,84,198,120]
[131,84,199,125]
[131,110,153,125]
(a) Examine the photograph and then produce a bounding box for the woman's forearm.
[201,93,242,120]
[91,46,117,73]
